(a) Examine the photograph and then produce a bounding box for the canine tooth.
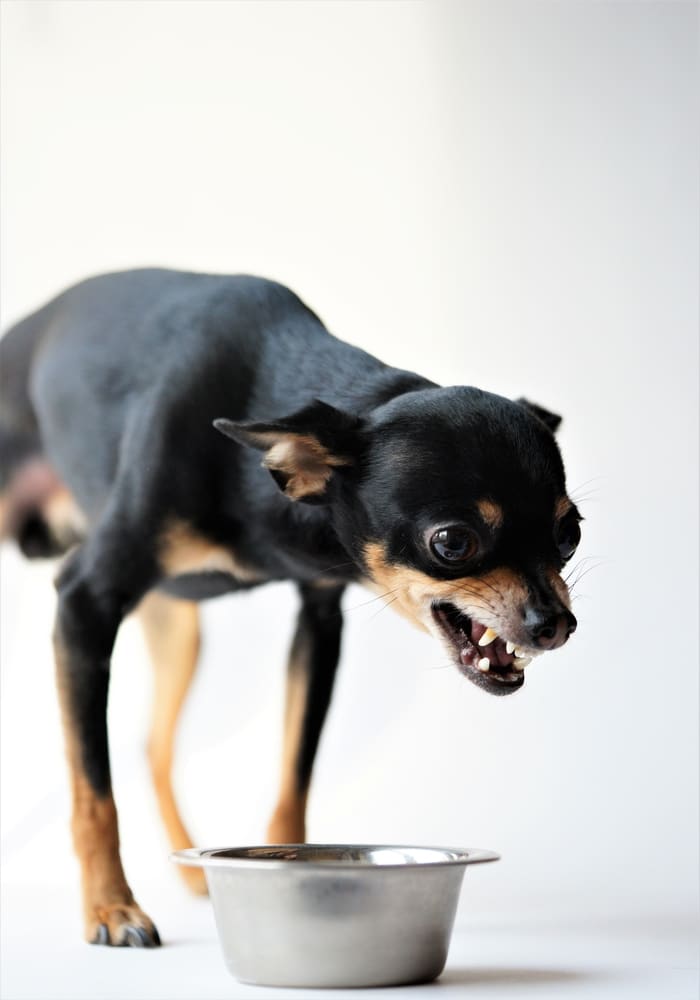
[505,641,516,655]
[479,628,498,646]
[514,647,526,658]
[478,657,491,672]
[514,656,532,670]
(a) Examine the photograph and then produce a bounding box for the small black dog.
[0,269,580,947]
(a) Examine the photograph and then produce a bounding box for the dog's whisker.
[455,586,499,614]
[343,586,406,614]
[567,561,604,591]
[569,475,605,495]
[462,577,503,603]
[424,661,453,673]
[367,594,400,623]
[319,559,357,574]
[569,493,600,506]
[564,555,602,585]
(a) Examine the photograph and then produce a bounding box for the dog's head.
[215,386,581,695]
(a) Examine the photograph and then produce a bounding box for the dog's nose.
[525,608,577,650]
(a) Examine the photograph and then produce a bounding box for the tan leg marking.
[138,590,207,895]
[267,638,310,844]
[55,634,157,943]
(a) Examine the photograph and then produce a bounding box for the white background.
[1,2,697,998]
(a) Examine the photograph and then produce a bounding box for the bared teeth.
[477,657,491,672]
[505,641,516,655]
[479,628,498,646]
[514,656,532,670]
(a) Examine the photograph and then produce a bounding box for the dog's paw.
[87,902,161,947]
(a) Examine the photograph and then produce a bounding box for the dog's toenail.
[91,924,109,945]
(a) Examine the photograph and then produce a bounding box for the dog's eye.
[556,514,581,562]
[429,526,479,564]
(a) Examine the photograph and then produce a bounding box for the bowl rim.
[170,843,500,871]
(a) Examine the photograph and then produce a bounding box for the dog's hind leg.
[267,582,345,844]
[54,528,161,946]
[138,589,207,895]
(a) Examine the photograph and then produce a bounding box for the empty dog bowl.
[171,844,499,988]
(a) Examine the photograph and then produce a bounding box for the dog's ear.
[516,398,562,433]
[214,400,363,502]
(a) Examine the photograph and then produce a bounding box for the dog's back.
[0,269,329,551]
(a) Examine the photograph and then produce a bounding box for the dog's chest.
[156,519,264,598]
[156,571,248,600]
[154,516,355,598]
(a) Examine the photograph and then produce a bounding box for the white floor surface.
[1,882,697,1000]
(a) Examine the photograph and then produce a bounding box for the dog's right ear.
[516,398,562,433]
[213,400,364,502]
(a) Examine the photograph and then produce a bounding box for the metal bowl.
[171,844,499,988]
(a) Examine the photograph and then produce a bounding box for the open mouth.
[432,602,531,696]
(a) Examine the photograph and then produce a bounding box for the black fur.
[291,583,345,793]
[0,268,581,946]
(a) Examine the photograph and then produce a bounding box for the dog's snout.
[525,607,577,650]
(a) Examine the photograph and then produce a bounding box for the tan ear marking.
[263,434,349,500]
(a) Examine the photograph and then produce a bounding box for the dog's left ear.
[516,398,562,433]
[214,399,363,502]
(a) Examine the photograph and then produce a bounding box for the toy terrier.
[0,269,580,946]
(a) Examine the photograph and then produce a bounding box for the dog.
[0,268,581,947]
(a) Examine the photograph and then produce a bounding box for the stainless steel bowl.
[171,844,499,988]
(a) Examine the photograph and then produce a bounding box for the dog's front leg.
[54,544,160,947]
[267,582,345,844]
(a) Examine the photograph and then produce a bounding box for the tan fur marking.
[363,541,573,653]
[363,541,529,636]
[43,487,87,544]
[477,499,504,530]
[267,640,310,844]
[158,519,260,582]
[54,633,156,942]
[138,591,206,894]
[0,459,86,544]
[263,434,349,500]
[547,568,573,610]
[555,496,574,521]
